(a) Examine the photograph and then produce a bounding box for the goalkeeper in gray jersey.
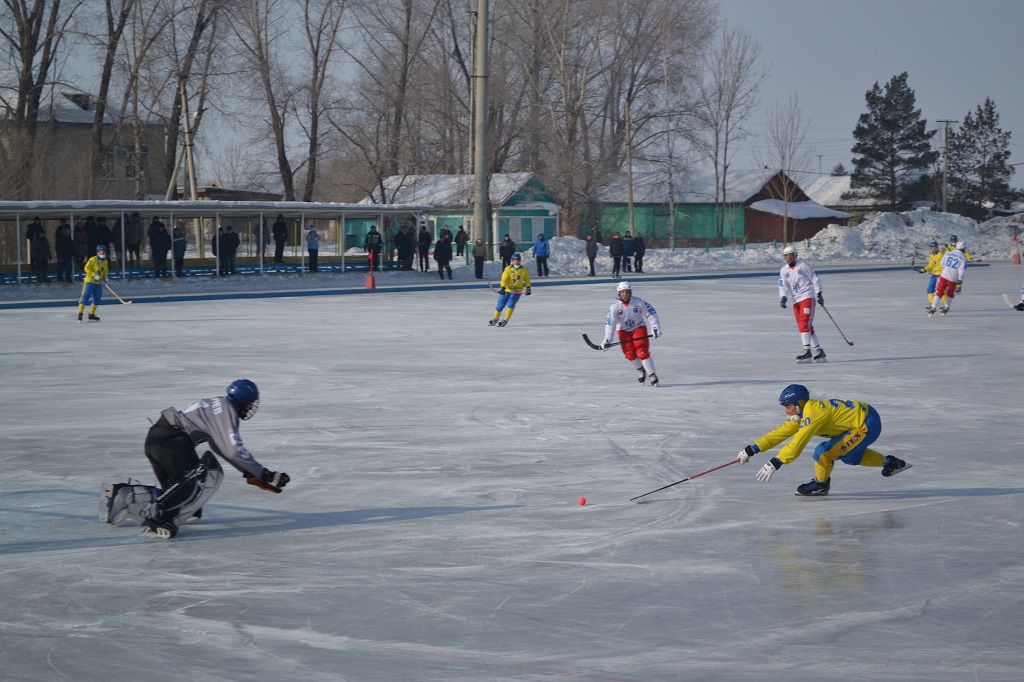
[99,379,291,539]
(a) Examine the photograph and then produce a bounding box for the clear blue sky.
[717,0,1024,187]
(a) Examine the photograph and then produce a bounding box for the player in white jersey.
[930,241,967,317]
[98,379,290,539]
[602,281,662,385]
[778,245,826,363]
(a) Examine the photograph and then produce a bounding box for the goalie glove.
[755,458,782,482]
[736,444,758,464]
[246,469,290,493]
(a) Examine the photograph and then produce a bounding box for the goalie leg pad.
[100,482,158,525]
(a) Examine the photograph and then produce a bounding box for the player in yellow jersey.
[916,241,944,309]
[489,252,532,327]
[77,245,110,322]
[735,384,911,496]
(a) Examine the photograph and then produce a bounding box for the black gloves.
[816,293,824,305]
[780,297,787,309]
[955,282,962,293]
[247,469,290,493]
[525,286,531,295]
[498,287,506,295]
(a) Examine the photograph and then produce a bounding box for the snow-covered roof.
[362,173,543,207]
[0,81,116,125]
[594,168,775,204]
[804,175,882,208]
[747,198,852,220]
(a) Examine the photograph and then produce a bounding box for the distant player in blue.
[77,245,109,322]
[735,384,911,496]
[490,252,531,327]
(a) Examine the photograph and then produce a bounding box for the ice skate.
[927,306,935,317]
[648,373,659,387]
[813,349,827,363]
[488,318,499,326]
[795,477,830,496]
[77,312,83,322]
[497,318,508,327]
[881,455,912,477]
[637,367,647,384]
[140,505,178,539]
[88,313,100,321]
[940,306,949,317]
[796,349,812,364]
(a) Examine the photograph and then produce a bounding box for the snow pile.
[4,210,1021,303]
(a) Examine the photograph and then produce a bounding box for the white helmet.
[617,281,632,292]
[955,241,965,251]
[783,245,798,257]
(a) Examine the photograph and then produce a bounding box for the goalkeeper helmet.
[226,379,260,420]
[779,383,809,407]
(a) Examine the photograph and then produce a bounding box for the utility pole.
[937,119,956,213]
[471,0,489,247]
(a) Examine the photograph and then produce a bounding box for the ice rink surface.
[2,263,1022,681]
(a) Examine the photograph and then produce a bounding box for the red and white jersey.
[938,249,967,283]
[778,260,822,303]
[604,296,661,342]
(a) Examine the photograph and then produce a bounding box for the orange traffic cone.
[1014,251,1020,265]
[365,250,376,289]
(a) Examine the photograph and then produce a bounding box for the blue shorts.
[813,406,881,466]
[80,281,104,306]
[495,291,522,311]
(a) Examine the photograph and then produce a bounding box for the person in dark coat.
[172,227,187,277]
[55,222,75,282]
[433,234,454,280]
[499,234,516,268]
[609,233,624,278]
[365,225,384,272]
[95,217,112,260]
[151,224,172,277]
[417,227,432,272]
[633,234,647,273]
[147,216,165,264]
[472,238,487,279]
[394,225,411,270]
[125,212,143,267]
[272,214,287,263]
[455,226,469,256]
[73,219,89,269]
[25,216,44,263]
[622,232,635,273]
[585,234,598,276]
[30,229,52,282]
[224,226,240,274]
[85,216,99,255]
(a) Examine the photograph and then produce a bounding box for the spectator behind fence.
[307,225,320,272]
[417,226,432,272]
[365,225,384,272]
[95,217,112,259]
[25,216,43,262]
[73,219,89,269]
[172,227,186,277]
[224,226,240,274]
[147,216,165,262]
[126,212,143,267]
[272,214,287,263]
[30,228,52,283]
[152,222,171,277]
[394,225,412,270]
[434,233,453,280]
[56,222,75,283]
[472,238,487,279]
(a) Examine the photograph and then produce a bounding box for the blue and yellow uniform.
[490,254,532,325]
[78,246,110,321]
[920,248,944,304]
[754,398,885,483]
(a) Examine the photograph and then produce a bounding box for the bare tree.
[755,94,815,244]
[690,26,766,243]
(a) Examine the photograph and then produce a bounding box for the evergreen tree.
[849,72,938,208]
[946,97,1015,218]
[830,162,848,176]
